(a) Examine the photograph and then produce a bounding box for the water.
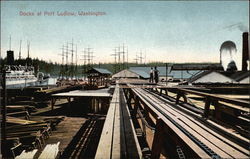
[48,77,57,85]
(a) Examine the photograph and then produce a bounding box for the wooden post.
[160,88,162,95]
[1,69,7,157]
[134,96,140,116]
[213,100,222,120]
[93,97,96,113]
[164,88,168,96]
[166,63,168,85]
[176,92,181,104]
[176,92,187,104]
[67,97,71,115]
[51,97,57,110]
[183,93,187,103]
[124,88,128,98]
[99,98,102,113]
[51,98,54,110]
[151,118,164,159]
[144,106,154,129]
[127,90,133,110]
[204,97,211,118]
[97,98,99,113]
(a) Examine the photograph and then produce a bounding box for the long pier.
[126,86,248,158]
[4,83,249,158]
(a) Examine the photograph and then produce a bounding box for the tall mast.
[65,42,68,78]
[71,39,74,66]
[71,39,74,78]
[134,53,138,64]
[27,41,30,58]
[66,42,68,65]
[126,46,128,69]
[75,44,77,77]
[140,50,142,64]
[75,44,77,66]
[19,40,22,59]
[123,43,125,69]
[111,47,117,73]
[9,35,11,50]
[118,45,120,71]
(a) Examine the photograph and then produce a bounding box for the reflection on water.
[48,77,57,85]
[40,77,58,86]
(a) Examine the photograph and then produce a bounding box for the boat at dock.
[2,39,50,89]
[5,65,50,89]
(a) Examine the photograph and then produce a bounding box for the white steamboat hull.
[6,78,49,89]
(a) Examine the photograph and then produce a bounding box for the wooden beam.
[151,118,164,159]
[204,97,211,118]
[178,88,249,108]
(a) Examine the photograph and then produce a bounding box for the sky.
[1,1,249,68]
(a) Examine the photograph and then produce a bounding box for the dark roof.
[188,70,213,83]
[229,71,250,82]
[171,64,223,71]
[129,68,150,78]
[93,68,112,74]
[87,67,112,76]
[188,70,250,83]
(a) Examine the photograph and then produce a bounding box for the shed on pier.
[86,68,112,86]
[189,70,250,84]
[188,71,234,84]
[112,69,149,79]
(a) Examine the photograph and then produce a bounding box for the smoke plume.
[223,22,249,32]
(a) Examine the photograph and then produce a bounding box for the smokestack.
[242,32,249,71]
[7,50,14,65]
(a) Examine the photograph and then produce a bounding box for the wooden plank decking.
[95,85,142,159]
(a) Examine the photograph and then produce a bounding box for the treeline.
[0,57,169,76]
[0,57,217,76]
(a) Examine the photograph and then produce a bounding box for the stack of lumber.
[15,149,38,159]
[38,142,60,159]
[2,116,64,158]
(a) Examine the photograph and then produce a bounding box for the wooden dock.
[123,84,249,158]
[33,117,87,158]
[95,85,142,159]
[2,82,249,159]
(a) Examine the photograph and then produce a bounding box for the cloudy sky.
[1,1,249,68]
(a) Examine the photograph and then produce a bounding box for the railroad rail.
[152,86,250,121]
[125,85,249,159]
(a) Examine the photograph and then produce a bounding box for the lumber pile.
[3,116,64,158]
[38,142,60,159]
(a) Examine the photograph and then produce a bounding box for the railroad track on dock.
[130,87,249,159]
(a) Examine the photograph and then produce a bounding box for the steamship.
[5,65,49,89]
[3,41,50,89]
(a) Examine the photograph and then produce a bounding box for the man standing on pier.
[154,66,159,84]
[149,67,154,83]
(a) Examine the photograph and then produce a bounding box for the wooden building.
[86,68,112,86]
[189,70,250,84]
[112,69,148,79]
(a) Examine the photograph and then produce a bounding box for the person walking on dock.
[149,67,154,83]
[154,66,159,84]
